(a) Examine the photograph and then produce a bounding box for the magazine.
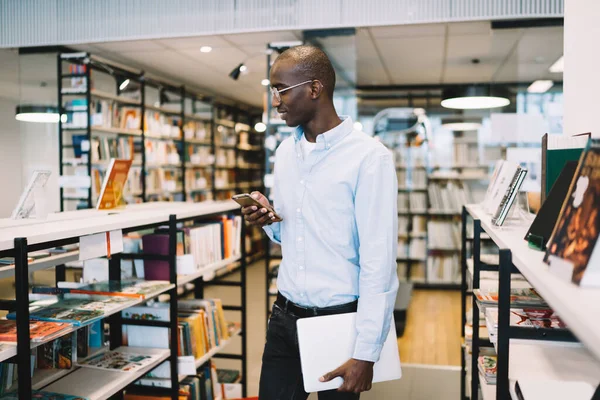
[485,307,566,333]
[0,320,71,342]
[8,307,104,326]
[70,280,172,299]
[545,139,600,286]
[477,355,497,384]
[77,349,160,373]
[0,390,89,400]
[473,288,546,307]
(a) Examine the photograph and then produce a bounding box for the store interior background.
[0,1,598,397]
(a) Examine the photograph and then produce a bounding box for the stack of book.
[397,194,408,212]
[145,111,181,139]
[477,355,497,385]
[183,121,210,142]
[91,137,135,163]
[454,143,479,167]
[428,221,460,249]
[484,307,567,345]
[122,298,235,361]
[145,140,181,166]
[91,101,141,131]
[411,169,427,188]
[408,192,427,213]
[474,288,547,309]
[427,254,460,283]
[429,182,472,213]
[215,149,235,167]
[215,125,236,147]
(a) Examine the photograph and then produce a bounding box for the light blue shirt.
[264,116,399,362]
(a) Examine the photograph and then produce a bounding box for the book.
[492,166,528,226]
[545,140,600,286]
[525,161,579,248]
[0,320,71,343]
[485,307,566,341]
[96,158,133,210]
[477,355,497,385]
[484,161,522,215]
[8,306,103,326]
[69,280,172,299]
[473,288,546,307]
[541,133,590,204]
[77,349,160,373]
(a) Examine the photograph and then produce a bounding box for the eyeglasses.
[270,80,315,103]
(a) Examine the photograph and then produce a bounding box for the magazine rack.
[460,205,586,400]
[0,202,248,400]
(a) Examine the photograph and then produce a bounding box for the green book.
[541,133,590,203]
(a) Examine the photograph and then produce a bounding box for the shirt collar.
[294,116,354,151]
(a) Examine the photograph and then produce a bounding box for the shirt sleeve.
[352,148,399,362]
[263,149,282,244]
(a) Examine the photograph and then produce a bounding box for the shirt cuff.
[352,340,383,363]
[263,222,281,244]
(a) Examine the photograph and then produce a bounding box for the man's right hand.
[241,191,281,227]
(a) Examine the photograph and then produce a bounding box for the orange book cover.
[222,216,231,259]
[96,158,133,210]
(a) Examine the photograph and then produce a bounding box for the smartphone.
[232,193,282,221]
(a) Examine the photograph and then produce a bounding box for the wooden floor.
[397,289,462,366]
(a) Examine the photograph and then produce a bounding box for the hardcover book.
[545,140,600,286]
[492,166,528,226]
[96,158,133,210]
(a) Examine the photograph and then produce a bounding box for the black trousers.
[258,294,361,400]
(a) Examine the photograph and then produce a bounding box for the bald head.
[274,45,336,98]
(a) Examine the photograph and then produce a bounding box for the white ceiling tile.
[93,40,167,52]
[157,35,231,50]
[370,23,446,38]
[223,30,301,46]
[447,21,491,36]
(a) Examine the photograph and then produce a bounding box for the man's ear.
[310,80,324,100]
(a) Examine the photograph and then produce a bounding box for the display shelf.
[32,368,74,390]
[215,119,236,128]
[465,204,600,362]
[428,210,461,216]
[144,133,182,142]
[475,340,600,400]
[194,327,242,368]
[90,89,142,106]
[185,162,213,168]
[183,114,210,123]
[185,138,212,146]
[42,347,170,400]
[90,126,143,136]
[237,145,262,152]
[0,250,79,279]
[144,104,182,116]
[177,255,242,286]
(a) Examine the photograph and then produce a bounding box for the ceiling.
[1,21,563,110]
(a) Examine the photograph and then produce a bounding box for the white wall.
[0,97,24,217]
[564,0,600,138]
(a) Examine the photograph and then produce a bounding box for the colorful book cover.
[77,350,159,373]
[545,140,600,286]
[37,341,55,369]
[70,280,171,299]
[473,288,546,307]
[0,390,90,400]
[477,355,497,377]
[486,307,566,330]
[0,320,70,343]
[55,333,73,369]
[96,158,133,210]
[9,307,104,326]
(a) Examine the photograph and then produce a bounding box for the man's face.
[269,59,315,127]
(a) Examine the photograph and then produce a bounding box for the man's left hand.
[319,358,374,393]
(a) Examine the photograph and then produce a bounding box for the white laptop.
[296,312,402,393]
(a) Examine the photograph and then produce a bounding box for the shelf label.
[79,229,124,261]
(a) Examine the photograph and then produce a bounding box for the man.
[242,45,398,399]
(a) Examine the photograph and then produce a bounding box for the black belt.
[275,292,358,318]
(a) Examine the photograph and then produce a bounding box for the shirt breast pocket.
[318,179,356,255]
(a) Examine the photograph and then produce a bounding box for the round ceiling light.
[441,117,482,131]
[261,79,270,86]
[200,46,213,53]
[441,86,510,110]
[254,122,267,132]
[15,105,60,123]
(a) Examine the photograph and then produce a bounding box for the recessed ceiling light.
[549,55,563,73]
[200,46,212,53]
[261,79,270,86]
[239,65,248,73]
[527,80,554,93]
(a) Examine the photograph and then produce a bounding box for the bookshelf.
[58,52,262,216]
[0,201,249,399]
[460,204,600,400]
